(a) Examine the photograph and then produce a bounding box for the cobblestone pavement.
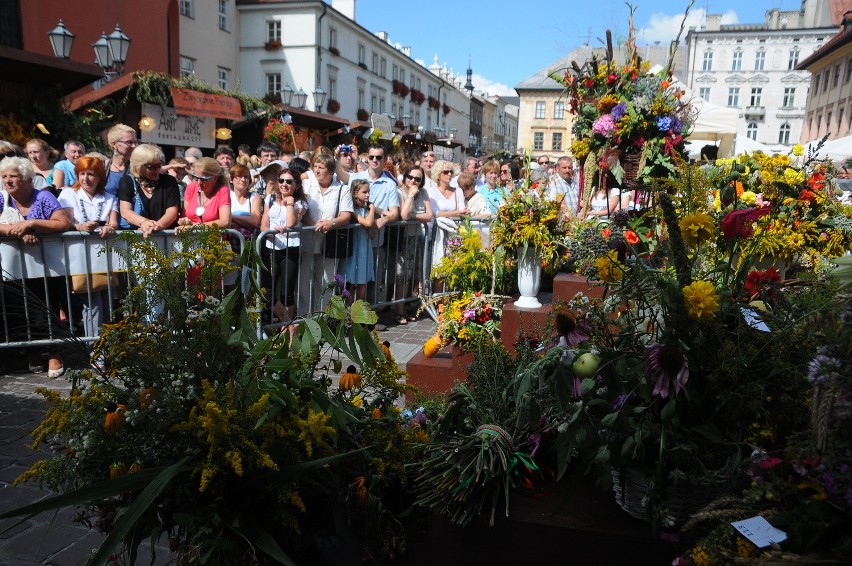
[0,310,436,565]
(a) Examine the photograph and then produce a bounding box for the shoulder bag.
[323,188,353,259]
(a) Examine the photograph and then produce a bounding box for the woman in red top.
[177,157,231,231]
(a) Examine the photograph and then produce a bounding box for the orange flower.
[602,227,612,238]
[423,334,443,358]
[733,181,744,196]
[371,407,383,420]
[624,230,639,245]
[661,80,670,89]
[110,462,127,478]
[104,403,126,433]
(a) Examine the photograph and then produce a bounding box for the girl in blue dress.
[340,179,375,300]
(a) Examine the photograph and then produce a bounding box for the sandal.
[47,355,65,378]
[407,313,419,322]
[395,314,408,325]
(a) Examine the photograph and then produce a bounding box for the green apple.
[572,352,601,379]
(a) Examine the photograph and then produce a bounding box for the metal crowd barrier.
[1,217,494,349]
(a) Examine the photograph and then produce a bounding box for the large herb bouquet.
[4,228,420,564]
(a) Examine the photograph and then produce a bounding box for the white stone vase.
[514,246,542,309]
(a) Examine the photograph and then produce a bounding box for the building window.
[358,44,365,65]
[329,77,337,100]
[699,87,711,101]
[702,50,713,71]
[552,132,563,151]
[533,132,544,150]
[179,0,194,17]
[400,69,405,84]
[778,122,791,144]
[827,111,833,128]
[358,88,364,110]
[371,94,377,113]
[180,56,194,77]
[731,50,742,71]
[392,64,398,80]
[380,57,386,78]
[218,0,230,32]
[727,87,740,107]
[217,67,229,90]
[839,108,845,130]
[788,49,799,70]
[782,87,795,108]
[754,50,765,71]
[749,87,762,107]
[371,53,378,73]
[328,27,336,50]
[553,101,565,119]
[535,101,546,119]
[814,73,820,95]
[267,21,281,42]
[379,96,385,114]
[834,64,842,88]
[747,122,758,140]
[266,73,281,96]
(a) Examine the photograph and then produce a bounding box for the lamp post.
[294,88,307,109]
[282,83,295,106]
[48,20,130,84]
[47,20,74,59]
[312,85,326,112]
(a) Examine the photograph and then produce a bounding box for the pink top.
[183,182,231,223]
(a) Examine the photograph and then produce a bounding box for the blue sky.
[353,0,796,96]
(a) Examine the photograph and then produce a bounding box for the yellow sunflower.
[682,280,720,321]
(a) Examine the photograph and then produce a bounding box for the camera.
[340,144,353,154]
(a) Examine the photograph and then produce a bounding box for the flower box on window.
[328,46,340,57]
[264,39,282,50]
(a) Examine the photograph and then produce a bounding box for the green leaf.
[89,456,194,566]
[325,295,347,320]
[301,318,323,346]
[660,399,677,424]
[579,378,596,396]
[232,522,297,566]
[349,300,378,325]
[600,412,619,428]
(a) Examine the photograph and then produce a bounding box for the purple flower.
[613,393,628,411]
[645,342,689,399]
[610,101,627,121]
[341,287,352,300]
[656,116,673,132]
[592,114,617,137]
[463,308,477,321]
[334,273,344,287]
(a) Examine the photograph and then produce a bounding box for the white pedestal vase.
[514,246,542,309]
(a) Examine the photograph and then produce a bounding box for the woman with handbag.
[58,157,119,340]
[118,144,180,237]
[299,153,353,316]
[0,156,71,377]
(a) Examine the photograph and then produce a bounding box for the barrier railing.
[1,217,492,349]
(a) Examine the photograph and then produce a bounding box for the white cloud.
[470,74,515,97]
[637,8,740,44]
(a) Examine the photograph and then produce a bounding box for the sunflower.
[678,212,715,247]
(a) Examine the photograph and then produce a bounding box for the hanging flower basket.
[356,108,369,121]
[326,99,341,115]
[263,118,294,147]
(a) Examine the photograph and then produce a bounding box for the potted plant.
[443,103,451,116]
[326,98,341,115]
[264,39,282,50]
[328,46,340,57]
[263,117,294,148]
[398,83,410,98]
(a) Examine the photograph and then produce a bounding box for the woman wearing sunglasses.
[261,167,306,334]
[393,165,433,324]
[177,157,232,232]
[118,144,181,237]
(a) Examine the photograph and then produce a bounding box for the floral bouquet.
[423,292,504,356]
[431,223,513,294]
[550,6,694,202]
[489,166,568,272]
[263,117,294,146]
[707,147,852,268]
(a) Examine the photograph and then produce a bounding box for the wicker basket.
[611,467,731,524]
[621,151,643,184]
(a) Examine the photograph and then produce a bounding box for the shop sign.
[171,88,243,121]
[140,103,214,148]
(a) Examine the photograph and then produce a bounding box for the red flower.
[798,189,816,204]
[807,171,826,191]
[187,264,203,286]
[624,230,639,244]
[602,227,612,238]
[721,207,769,239]
[584,78,595,88]
[606,73,617,85]
[758,456,783,470]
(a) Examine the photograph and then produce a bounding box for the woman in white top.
[57,156,119,339]
[261,167,306,334]
[228,163,260,241]
[426,160,467,271]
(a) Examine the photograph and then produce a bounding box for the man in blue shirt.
[53,140,85,188]
[348,144,400,302]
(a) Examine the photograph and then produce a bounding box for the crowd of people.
[1,121,605,373]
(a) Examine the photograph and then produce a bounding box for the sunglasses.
[405,174,423,182]
[118,139,139,146]
[441,170,453,175]
[367,154,385,161]
[278,178,294,185]
[143,163,162,170]
[500,170,510,174]
[539,161,549,165]
[0,151,16,159]
[190,173,213,181]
